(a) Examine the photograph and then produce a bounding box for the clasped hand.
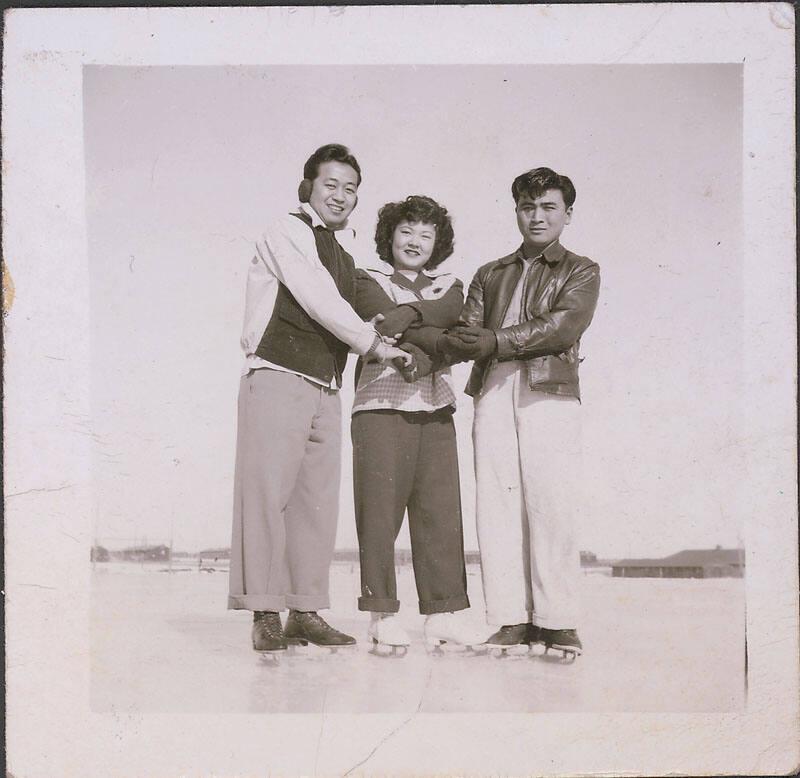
[392,343,433,383]
[439,325,497,360]
[367,314,414,367]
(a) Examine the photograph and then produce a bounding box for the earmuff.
[298,177,359,208]
[298,179,313,203]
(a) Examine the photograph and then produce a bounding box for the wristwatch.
[365,333,382,361]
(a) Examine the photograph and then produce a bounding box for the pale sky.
[84,64,743,557]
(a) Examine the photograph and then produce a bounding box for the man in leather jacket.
[441,167,601,657]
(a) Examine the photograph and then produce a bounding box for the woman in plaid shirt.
[352,195,486,653]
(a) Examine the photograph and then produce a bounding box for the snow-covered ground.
[91,561,745,714]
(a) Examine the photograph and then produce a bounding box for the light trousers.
[473,360,583,629]
[228,368,341,612]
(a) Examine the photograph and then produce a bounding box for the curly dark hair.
[374,195,455,270]
[511,167,576,208]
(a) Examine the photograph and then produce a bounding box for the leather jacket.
[461,241,600,400]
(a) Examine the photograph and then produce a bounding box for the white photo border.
[3,4,797,776]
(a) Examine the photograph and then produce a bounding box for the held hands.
[373,341,415,368]
[438,332,476,360]
[365,317,415,366]
[393,343,434,383]
[367,313,398,346]
[440,326,498,360]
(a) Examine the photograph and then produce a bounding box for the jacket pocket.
[527,354,577,386]
[554,348,577,364]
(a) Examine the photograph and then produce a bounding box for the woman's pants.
[352,408,470,615]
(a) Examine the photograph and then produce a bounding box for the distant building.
[90,545,110,562]
[611,547,745,578]
[198,548,231,561]
[115,544,171,562]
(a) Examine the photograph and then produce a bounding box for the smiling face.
[308,160,359,228]
[391,220,437,272]
[515,188,572,252]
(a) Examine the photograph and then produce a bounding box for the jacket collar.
[362,257,450,279]
[500,240,566,266]
[295,202,356,238]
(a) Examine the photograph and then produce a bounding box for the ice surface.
[91,562,745,714]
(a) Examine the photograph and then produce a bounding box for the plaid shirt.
[352,263,458,414]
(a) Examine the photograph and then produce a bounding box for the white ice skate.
[368,614,411,657]
[423,612,489,654]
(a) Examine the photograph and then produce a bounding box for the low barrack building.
[611,548,745,579]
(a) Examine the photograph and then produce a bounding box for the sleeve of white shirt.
[255,215,378,356]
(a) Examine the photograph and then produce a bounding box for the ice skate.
[367,613,410,657]
[423,612,489,654]
[252,611,287,659]
[537,628,582,663]
[283,610,356,654]
[485,623,534,657]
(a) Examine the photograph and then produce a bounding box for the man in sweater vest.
[228,144,411,653]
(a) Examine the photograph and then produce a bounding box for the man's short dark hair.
[303,143,362,186]
[374,195,455,271]
[512,167,576,208]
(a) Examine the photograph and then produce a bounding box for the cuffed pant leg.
[352,411,416,613]
[228,370,316,611]
[473,362,532,626]
[408,413,470,615]
[516,389,583,630]
[284,386,342,612]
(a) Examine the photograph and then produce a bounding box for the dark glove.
[375,305,421,339]
[441,326,497,359]
[393,343,434,382]
[437,332,477,360]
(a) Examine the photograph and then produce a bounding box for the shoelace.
[255,614,283,637]
[298,613,338,634]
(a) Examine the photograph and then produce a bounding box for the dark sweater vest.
[255,211,357,388]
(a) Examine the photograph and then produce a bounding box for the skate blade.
[487,643,531,658]
[284,638,308,655]
[425,639,446,655]
[287,638,356,656]
[368,639,409,658]
[540,645,581,664]
[425,638,485,656]
[256,649,284,664]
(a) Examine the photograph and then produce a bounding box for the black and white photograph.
[84,60,748,713]
[4,5,797,777]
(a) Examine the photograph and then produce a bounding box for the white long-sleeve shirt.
[241,203,378,387]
